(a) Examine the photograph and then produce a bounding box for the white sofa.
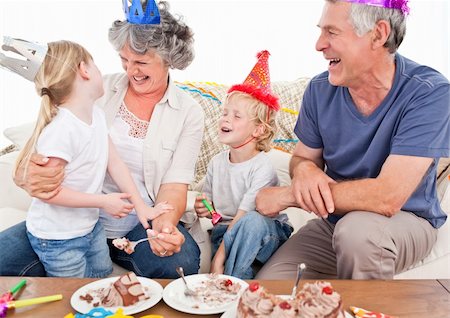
[1,79,449,279]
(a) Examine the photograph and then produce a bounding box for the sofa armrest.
[0,151,31,211]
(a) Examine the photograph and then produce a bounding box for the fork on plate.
[176,266,197,296]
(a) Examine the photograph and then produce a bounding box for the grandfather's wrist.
[280,186,298,208]
[296,159,317,172]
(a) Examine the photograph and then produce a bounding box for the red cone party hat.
[228,50,280,111]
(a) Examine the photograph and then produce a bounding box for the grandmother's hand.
[147,220,185,257]
[14,153,64,200]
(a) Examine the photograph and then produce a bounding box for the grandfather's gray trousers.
[255,211,437,279]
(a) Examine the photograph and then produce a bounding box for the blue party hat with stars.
[123,0,161,25]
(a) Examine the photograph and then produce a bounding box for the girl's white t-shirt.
[26,106,109,240]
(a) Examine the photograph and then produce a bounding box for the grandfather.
[256,0,450,279]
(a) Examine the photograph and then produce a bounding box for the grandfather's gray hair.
[326,0,406,53]
[109,1,195,70]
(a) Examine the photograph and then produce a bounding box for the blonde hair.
[224,91,278,152]
[15,40,93,175]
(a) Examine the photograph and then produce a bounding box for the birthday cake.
[79,272,148,307]
[237,281,344,318]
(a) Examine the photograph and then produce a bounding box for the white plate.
[71,276,163,315]
[221,295,354,318]
[163,274,248,315]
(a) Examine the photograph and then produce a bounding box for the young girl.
[11,40,172,277]
[194,51,293,279]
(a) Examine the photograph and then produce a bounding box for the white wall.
[0,0,449,148]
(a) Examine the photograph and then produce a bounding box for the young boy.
[194,51,293,279]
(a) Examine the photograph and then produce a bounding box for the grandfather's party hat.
[0,36,48,82]
[341,0,410,15]
[228,50,280,111]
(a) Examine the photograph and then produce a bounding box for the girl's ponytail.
[14,93,58,177]
[14,40,92,178]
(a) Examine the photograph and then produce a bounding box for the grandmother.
[0,0,204,278]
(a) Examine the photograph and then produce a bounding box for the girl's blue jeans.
[27,222,112,278]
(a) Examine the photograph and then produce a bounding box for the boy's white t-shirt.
[26,106,109,240]
[203,150,280,223]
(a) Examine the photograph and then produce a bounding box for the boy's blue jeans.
[210,211,293,279]
[27,222,112,278]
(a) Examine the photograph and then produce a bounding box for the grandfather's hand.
[14,153,64,200]
[291,161,336,218]
[256,186,296,217]
[147,219,185,258]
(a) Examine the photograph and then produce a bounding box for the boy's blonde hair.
[15,41,93,175]
[224,91,278,152]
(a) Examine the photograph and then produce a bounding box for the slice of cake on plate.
[80,272,149,307]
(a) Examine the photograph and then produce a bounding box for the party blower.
[0,295,63,317]
[0,279,26,303]
[350,306,398,318]
[201,198,222,225]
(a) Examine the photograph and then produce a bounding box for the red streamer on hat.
[228,50,280,111]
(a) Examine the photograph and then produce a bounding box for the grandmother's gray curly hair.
[108,1,194,69]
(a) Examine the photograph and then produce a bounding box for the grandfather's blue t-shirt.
[295,54,450,228]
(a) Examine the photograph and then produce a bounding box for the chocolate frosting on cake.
[111,272,147,306]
